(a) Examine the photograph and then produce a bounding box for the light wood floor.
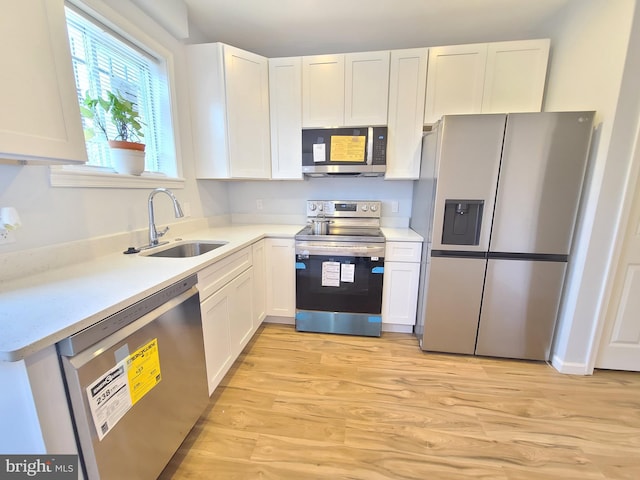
[159,323,640,480]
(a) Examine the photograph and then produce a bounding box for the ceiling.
[182,0,573,57]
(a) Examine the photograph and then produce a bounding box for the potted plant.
[80,90,146,175]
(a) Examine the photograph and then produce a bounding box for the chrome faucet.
[147,188,184,247]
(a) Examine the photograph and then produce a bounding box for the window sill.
[50,165,185,189]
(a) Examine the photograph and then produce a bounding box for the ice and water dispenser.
[441,200,484,245]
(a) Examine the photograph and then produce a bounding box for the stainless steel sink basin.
[145,241,227,258]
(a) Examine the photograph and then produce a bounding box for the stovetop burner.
[295,200,385,243]
[294,225,385,243]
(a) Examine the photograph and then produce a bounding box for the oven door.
[295,241,385,336]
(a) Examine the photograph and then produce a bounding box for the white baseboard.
[263,316,295,325]
[551,354,592,375]
[381,324,414,333]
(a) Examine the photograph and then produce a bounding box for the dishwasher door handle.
[58,275,198,357]
[65,286,199,369]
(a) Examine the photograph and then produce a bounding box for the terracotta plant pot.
[108,140,146,175]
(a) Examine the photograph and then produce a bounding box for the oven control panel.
[307,200,381,218]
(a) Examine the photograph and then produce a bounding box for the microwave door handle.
[366,127,373,165]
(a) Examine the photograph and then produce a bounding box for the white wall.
[222,178,415,226]
[541,0,639,373]
[0,0,226,253]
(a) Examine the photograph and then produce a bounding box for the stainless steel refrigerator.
[411,112,594,361]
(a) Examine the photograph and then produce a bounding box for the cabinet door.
[269,57,303,179]
[252,240,267,328]
[302,54,345,127]
[344,51,390,126]
[265,238,295,317]
[385,48,428,179]
[382,261,420,326]
[481,39,550,114]
[187,43,229,178]
[0,0,87,164]
[224,45,271,178]
[229,268,254,357]
[424,43,488,124]
[201,286,234,395]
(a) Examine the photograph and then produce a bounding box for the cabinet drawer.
[198,246,253,300]
[385,242,422,262]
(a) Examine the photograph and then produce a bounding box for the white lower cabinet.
[198,246,256,395]
[200,284,234,396]
[228,269,255,357]
[382,242,422,331]
[252,240,267,327]
[265,238,296,317]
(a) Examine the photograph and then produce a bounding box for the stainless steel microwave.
[301,127,387,176]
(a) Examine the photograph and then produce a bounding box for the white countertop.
[381,227,423,242]
[0,224,421,362]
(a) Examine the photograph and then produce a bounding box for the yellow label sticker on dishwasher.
[85,338,162,441]
[126,338,161,405]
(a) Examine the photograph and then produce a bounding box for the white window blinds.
[65,5,176,176]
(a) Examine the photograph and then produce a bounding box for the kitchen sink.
[144,241,227,258]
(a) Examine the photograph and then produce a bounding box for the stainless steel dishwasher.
[57,275,208,480]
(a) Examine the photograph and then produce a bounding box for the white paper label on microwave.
[313,143,326,163]
[321,261,340,287]
[341,263,355,283]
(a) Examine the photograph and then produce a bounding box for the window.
[62,5,178,180]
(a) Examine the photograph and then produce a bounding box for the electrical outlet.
[256,199,263,210]
[0,229,16,245]
[391,201,399,213]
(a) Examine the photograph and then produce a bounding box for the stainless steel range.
[295,200,385,337]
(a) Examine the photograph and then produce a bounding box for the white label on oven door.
[341,263,355,283]
[322,261,340,287]
[313,143,326,163]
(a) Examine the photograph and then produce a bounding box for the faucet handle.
[157,226,169,238]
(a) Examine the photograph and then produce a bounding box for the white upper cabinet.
[424,39,550,124]
[0,0,87,164]
[269,57,303,180]
[302,54,345,127]
[481,39,550,114]
[385,48,428,180]
[344,51,390,126]
[187,43,271,179]
[424,43,488,124]
[302,51,390,128]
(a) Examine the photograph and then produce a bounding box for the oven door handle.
[295,242,385,258]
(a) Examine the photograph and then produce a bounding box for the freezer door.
[431,114,506,252]
[476,258,567,360]
[421,256,485,354]
[490,111,594,254]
